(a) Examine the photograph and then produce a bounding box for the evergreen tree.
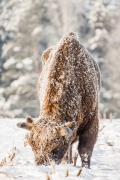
[86,0,120,117]
[104,21,120,117]
[0,0,120,118]
[0,0,86,118]
[0,0,51,117]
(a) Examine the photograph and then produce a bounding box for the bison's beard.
[34,138,69,165]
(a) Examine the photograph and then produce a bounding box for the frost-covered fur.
[28,119,62,165]
[17,32,100,168]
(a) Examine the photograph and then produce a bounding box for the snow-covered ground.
[0,118,120,180]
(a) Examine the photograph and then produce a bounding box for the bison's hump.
[38,32,100,123]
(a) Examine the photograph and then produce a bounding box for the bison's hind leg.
[78,115,98,168]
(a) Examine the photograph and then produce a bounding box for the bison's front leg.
[68,145,73,164]
[78,117,98,168]
[62,145,73,164]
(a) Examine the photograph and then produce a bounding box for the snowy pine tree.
[0,0,86,117]
[0,0,120,118]
[0,0,51,117]
[86,0,120,117]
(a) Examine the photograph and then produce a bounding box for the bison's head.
[17,117,74,165]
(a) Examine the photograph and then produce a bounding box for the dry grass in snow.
[0,118,120,180]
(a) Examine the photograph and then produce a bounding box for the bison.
[17,32,100,168]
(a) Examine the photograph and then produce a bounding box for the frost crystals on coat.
[17,32,100,168]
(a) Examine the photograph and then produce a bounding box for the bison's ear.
[26,117,34,123]
[17,122,32,131]
[17,117,34,130]
[57,126,73,137]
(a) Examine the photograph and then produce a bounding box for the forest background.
[0,0,120,118]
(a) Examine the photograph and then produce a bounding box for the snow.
[13,47,21,52]
[22,58,33,65]
[3,57,16,69]
[31,26,42,36]
[11,75,31,88]
[0,118,120,180]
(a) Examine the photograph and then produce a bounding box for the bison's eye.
[51,148,58,157]
[51,149,57,155]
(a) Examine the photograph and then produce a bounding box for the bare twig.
[99,125,105,132]
[65,169,69,177]
[46,173,51,180]
[109,113,113,122]
[47,157,56,174]
[73,153,78,166]
[24,133,29,147]
[10,152,15,161]
[76,168,82,177]
[0,157,7,166]
[0,146,19,167]
[107,142,114,146]
[0,171,12,178]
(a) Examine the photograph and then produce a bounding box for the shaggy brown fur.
[17,32,100,168]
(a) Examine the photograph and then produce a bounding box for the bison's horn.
[64,121,74,128]
[17,122,32,130]
[59,127,73,137]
